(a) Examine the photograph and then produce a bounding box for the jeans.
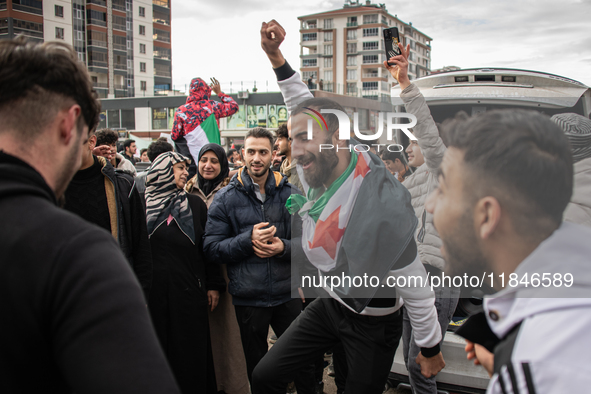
[402,284,460,394]
[234,299,315,394]
[252,298,403,394]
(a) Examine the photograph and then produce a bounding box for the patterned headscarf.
[145,152,195,244]
[551,113,591,163]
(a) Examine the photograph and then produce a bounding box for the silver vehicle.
[387,68,591,394]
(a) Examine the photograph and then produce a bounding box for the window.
[323,18,333,29]
[126,21,131,30]
[363,55,378,64]
[363,28,378,37]
[382,16,388,25]
[347,29,356,40]
[347,16,357,27]
[140,62,146,72]
[127,40,132,49]
[363,14,378,24]
[87,30,107,47]
[141,81,147,91]
[302,33,316,41]
[362,41,379,51]
[78,52,85,62]
[127,59,132,68]
[55,5,63,17]
[87,10,107,27]
[347,69,357,80]
[324,57,332,68]
[324,70,333,81]
[55,27,64,39]
[139,43,146,54]
[347,55,357,66]
[139,25,145,35]
[347,83,357,94]
[302,58,317,67]
[75,9,82,19]
[363,82,378,91]
[324,45,332,56]
[77,31,83,41]
[324,31,332,42]
[139,6,145,17]
[347,43,357,54]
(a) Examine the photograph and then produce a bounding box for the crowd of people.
[1,18,591,394]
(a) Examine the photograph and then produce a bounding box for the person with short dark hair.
[276,123,303,192]
[227,148,237,165]
[95,128,137,176]
[122,138,137,164]
[65,128,153,299]
[203,128,315,393]
[0,37,179,394]
[140,148,149,162]
[428,109,591,393]
[135,139,175,201]
[381,150,410,182]
[254,20,443,394]
[551,112,591,227]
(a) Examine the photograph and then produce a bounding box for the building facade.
[298,1,432,101]
[0,0,172,98]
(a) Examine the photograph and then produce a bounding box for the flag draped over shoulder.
[289,149,419,313]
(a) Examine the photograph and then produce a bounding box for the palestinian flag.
[185,113,221,161]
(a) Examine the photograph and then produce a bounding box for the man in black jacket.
[203,128,314,393]
[0,38,179,393]
[65,128,153,299]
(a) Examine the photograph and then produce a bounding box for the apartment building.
[0,0,172,98]
[298,0,432,101]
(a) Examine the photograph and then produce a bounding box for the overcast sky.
[170,0,591,94]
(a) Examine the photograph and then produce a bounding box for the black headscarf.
[197,143,229,197]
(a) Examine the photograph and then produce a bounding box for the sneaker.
[269,333,278,344]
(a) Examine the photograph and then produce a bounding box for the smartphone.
[383,27,401,66]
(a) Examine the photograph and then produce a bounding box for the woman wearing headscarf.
[146,152,225,394]
[185,144,250,394]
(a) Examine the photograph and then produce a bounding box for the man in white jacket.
[426,108,591,393]
[251,20,445,394]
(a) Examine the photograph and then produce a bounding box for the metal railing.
[346,22,357,27]
[93,82,108,88]
[12,3,42,15]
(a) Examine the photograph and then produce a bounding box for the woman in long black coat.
[145,152,225,394]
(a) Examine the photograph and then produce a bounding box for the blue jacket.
[203,167,294,307]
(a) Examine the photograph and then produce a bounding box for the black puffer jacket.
[203,168,293,307]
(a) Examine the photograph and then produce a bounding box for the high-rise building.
[0,0,172,98]
[298,1,432,101]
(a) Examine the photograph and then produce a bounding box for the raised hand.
[383,42,411,90]
[210,77,221,95]
[260,19,287,68]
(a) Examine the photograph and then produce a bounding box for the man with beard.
[203,128,315,393]
[426,110,591,393]
[276,123,304,192]
[0,38,179,393]
[251,20,444,394]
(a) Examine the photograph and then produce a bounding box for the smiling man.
[251,19,445,394]
[203,128,315,393]
[427,110,591,393]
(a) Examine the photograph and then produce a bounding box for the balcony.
[153,17,170,25]
[302,34,317,42]
[346,22,357,27]
[88,0,106,6]
[153,0,169,7]
[12,3,42,15]
[153,33,170,43]
[363,72,379,78]
[154,51,171,60]
[92,82,108,89]
[88,60,108,68]
[114,84,126,90]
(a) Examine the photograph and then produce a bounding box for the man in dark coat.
[0,38,179,393]
[65,128,153,300]
[203,128,314,393]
